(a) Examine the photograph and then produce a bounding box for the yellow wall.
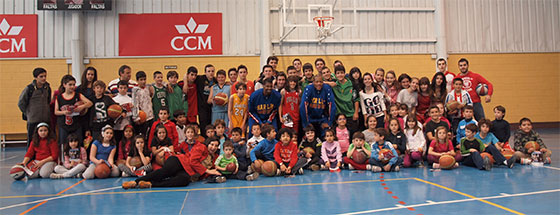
[1,53,558,134]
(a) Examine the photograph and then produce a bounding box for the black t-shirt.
[151,137,172,149]
[90,95,116,131]
[57,93,81,131]
[195,75,216,111]
[425,120,450,138]
[387,131,407,153]
[128,146,152,158]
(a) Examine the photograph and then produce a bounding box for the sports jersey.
[57,92,81,132]
[248,89,282,125]
[445,90,473,118]
[168,83,187,120]
[281,90,301,129]
[152,84,167,119]
[300,84,337,127]
[211,84,231,114]
[230,93,249,129]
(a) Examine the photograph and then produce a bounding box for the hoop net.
[313,16,334,38]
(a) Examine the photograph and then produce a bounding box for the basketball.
[446,100,460,112]
[379,148,394,164]
[251,159,264,173]
[303,147,315,155]
[439,155,456,169]
[130,156,143,168]
[475,83,488,96]
[137,110,147,124]
[107,104,123,119]
[10,165,25,180]
[524,141,540,151]
[226,162,237,172]
[502,150,514,159]
[261,161,277,177]
[74,101,87,115]
[213,93,228,106]
[94,163,111,179]
[352,150,368,164]
[480,152,495,164]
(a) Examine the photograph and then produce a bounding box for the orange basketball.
[446,100,460,112]
[107,104,123,119]
[524,141,540,151]
[251,159,264,173]
[137,110,147,124]
[303,147,315,155]
[501,150,514,159]
[439,154,456,169]
[130,156,143,168]
[379,148,394,164]
[94,163,111,179]
[213,93,228,106]
[261,161,277,177]
[480,152,495,164]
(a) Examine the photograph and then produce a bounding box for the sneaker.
[506,156,517,168]
[483,157,492,171]
[122,181,137,189]
[545,157,552,164]
[298,168,304,175]
[75,173,83,179]
[418,162,425,168]
[276,169,281,176]
[138,181,152,189]
[216,176,227,183]
[453,163,459,168]
[371,166,382,172]
[50,173,64,179]
[247,167,254,174]
[320,164,327,170]
[521,158,532,165]
[246,172,259,181]
[394,166,400,172]
[310,164,320,171]
[348,164,355,170]
[366,164,372,171]
[121,172,130,177]
[432,163,440,169]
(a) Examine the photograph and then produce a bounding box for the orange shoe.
[138,181,152,189]
[122,181,137,189]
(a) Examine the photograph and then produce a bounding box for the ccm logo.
[0,18,26,53]
[171,17,212,51]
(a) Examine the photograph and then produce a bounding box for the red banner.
[119,13,222,56]
[0,15,37,58]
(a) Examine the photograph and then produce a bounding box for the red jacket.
[456,71,493,103]
[274,141,299,168]
[177,142,217,177]
[148,119,179,149]
[25,138,59,162]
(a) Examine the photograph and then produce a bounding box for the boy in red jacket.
[274,128,307,176]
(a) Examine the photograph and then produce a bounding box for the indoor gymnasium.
[0,0,559,214]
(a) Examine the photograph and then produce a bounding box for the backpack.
[21,84,35,121]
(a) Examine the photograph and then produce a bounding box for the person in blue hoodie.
[248,78,282,138]
[300,75,337,140]
[250,124,278,162]
[456,105,478,143]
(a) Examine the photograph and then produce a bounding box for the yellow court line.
[1,178,413,199]
[18,179,86,215]
[414,178,524,215]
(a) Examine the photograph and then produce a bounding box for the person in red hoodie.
[274,128,307,176]
[147,108,179,150]
[455,58,493,121]
[17,123,59,179]
[122,137,222,188]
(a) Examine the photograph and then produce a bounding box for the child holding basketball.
[513,118,552,164]
[274,128,307,175]
[113,80,134,143]
[403,116,426,168]
[131,71,154,136]
[320,129,342,172]
[369,128,401,172]
[228,83,249,134]
[428,126,459,169]
[208,70,231,125]
[445,78,473,131]
[83,125,120,179]
[151,124,174,169]
[19,123,58,179]
[460,124,515,170]
[335,114,351,157]
[250,124,278,165]
[54,74,93,146]
[386,118,407,156]
[51,134,87,179]
[89,80,117,142]
[210,141,258,182]
[299,125,323,171]
[343,132,372,170]
[118,135,152,177]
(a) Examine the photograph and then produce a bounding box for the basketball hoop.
[313,16,334,39]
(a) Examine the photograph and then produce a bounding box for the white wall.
[0,0,558,58]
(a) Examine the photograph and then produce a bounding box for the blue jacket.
[370,141,398,165]
[250,138,278,162]
[456,118,478,143]
[248,88,282,125]
[300,84,336,127]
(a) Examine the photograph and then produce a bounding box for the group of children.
[15,57,553,187]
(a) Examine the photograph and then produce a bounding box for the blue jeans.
[473,102,485,121]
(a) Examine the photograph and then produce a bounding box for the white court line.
[543,166,560,171]
[339,189,560,215]
[0,186,120,211]
[0,155,19,162]
[178,191,189,215]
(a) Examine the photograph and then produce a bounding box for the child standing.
[320,129,342,172]
[208,70,231,125]
[332,65,360,135]
[83,125,120,179]
[360,73,387,128]
[51,134,87,178]
[513,118,552,164]
[299,125,323,171]
[166,71,188,121]
[279,76,301,135]
[275,128,307,175]
[89,80,117,142]
[428,126,460,168]
[250,125,278,167]
[343,132,372,170]
[228,83,249,134]
[131,71,154,136]
[184,67,199,124]
[19,123,58,179]
[403,116,426,168]
[231,65,255,96]
[491,105,512,150]
[118,135,152,177]
[363,115,378,144]
[369,128,402,172]
[151,71,167,120]
[386,118,407,156]
[456,106,478,144]
[335,114,351,156]
[54,75,93,146]
[113,80,134,143]
[18,68,52,147]
[416,77,432,123]
[383,71,400,105]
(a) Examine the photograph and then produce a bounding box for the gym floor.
[1,128,559,215]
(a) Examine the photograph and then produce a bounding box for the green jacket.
[460,137,486,156]
[333,77,358,117]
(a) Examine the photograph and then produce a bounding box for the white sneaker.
[371,166,382,172]
[50,173,63,179]
[246,172,259,181]
[394,166,400,172]
[521,158,532,165]
[348,164,355,170]
[298,168,304,175]
[366,164,372,171]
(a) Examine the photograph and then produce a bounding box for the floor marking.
[414,178,525,215]
[0,155,19,162]
[17,179,85,215]
[0,186,120,211]
[543,166,560,171]
[0,178,413,199]
[178,191,189,215]
[339,189,560,215]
